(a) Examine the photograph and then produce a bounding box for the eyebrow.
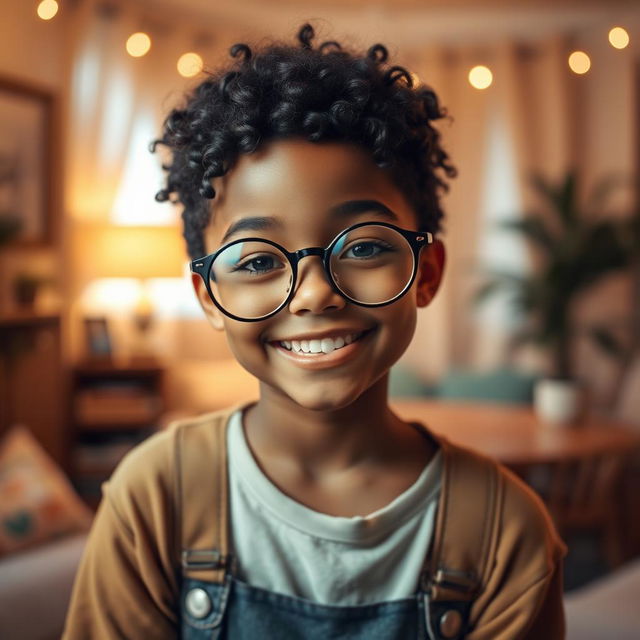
[220,199,399,244]
[221,216,284,244]
[329,200,399,221]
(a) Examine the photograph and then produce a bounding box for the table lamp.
[74,224,186,361]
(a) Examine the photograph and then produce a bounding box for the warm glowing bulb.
[609,27,630,50]
[126,32,152,58]
[568,51,591,74]
[177,52,203,78]
[468,65,493,90]
[37,0,58,20]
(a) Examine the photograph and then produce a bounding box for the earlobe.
[191,273,225,331]
[416,239,445,307]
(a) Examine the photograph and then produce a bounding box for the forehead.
[205,139,416,247]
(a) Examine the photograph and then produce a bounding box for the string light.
[468,65,493,90]
[177,52,203,78]
[126,32,152,58]
[568,51,591,74]
[37,0,58,20]
[34,8,619,87]
[608,27,630,50]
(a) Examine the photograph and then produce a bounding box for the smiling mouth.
[270,329,373,358]
[276,330,371,356]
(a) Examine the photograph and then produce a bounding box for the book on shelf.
[75,387,161,425]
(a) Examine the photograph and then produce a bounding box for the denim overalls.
[181,559,434,639]
[179,549,478,640]
[176,409,483,640]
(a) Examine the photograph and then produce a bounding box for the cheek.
[374,301,417,363]
[219,321,268,373]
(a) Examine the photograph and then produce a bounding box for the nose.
[287,256,346,315]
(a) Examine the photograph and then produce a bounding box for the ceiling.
[132,0,640,48]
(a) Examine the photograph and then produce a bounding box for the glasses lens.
[209,241,292,319]
[329,225,415,304]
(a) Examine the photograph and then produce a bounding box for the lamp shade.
[74,224,187,280]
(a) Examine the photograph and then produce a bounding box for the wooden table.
[391,399,640,467]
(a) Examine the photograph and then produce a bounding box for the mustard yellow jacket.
[63,403,566,639]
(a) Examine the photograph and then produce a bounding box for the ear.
[191,273,225,331]
[415,239,445,307]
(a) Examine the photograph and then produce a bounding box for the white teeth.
[279,331,366,354]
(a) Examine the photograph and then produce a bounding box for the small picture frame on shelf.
[83,316,112,359]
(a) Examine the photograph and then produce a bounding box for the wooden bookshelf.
[70,359,166,508]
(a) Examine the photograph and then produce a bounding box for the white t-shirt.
[227,409,442,606]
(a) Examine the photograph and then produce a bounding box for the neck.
[244,376,404,475]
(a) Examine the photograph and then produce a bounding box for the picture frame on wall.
[84,317,113,359]
[0,77,54,246]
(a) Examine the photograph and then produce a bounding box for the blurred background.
[0,0,639,638]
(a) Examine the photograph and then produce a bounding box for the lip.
[268,328,375,370]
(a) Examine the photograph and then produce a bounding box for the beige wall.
[0,2,69,323]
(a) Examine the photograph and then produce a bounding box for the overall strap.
[422,439,502,640]
[176,410,234,584]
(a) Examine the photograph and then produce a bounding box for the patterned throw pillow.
[0,425,92,557]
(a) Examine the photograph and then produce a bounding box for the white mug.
[534,379,582,426]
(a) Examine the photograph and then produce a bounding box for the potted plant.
[588,203,640,411]
[12,272,51,309]
[475,171,629,424]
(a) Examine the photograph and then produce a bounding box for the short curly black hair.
[153,24,456,259]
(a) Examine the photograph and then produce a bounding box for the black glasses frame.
[191,221,434,322]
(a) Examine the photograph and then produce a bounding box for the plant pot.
[12,280,39,308]
[534,378,583,426]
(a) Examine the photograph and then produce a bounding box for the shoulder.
[104,404,242,526]
[440,438,566,576]
[497,462,566,563]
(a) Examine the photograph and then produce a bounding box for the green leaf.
[558,171,577,226]
[472,280,505,306]
[590,326,626,359]
[586,173,626,217]
[497,217,556,254]
[529,172,577,228]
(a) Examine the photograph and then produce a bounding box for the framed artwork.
[83,317,112,359]
[0,78,54,246]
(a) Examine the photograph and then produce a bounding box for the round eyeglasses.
[190,221,433,322]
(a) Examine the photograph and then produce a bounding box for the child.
[64,24,566,639]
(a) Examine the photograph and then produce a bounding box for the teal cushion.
[437,368,537,405]
[388,365,436,398]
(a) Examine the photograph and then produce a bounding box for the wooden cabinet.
[70,360,166,508]
[0,314,66,468]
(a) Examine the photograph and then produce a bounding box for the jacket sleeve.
[467,466,567,640]
[62,429,180,639]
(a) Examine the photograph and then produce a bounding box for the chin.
[284,382,369,413]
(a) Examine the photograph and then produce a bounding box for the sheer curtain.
[399,37,576,381]
[65,0,217,225]
[64,0,231,359]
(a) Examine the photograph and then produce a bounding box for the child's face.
[192,139,445,411]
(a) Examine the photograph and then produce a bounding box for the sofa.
[0,533,87,640]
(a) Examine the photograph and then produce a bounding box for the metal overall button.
[439,609,463,638]
[185,587,213,619]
